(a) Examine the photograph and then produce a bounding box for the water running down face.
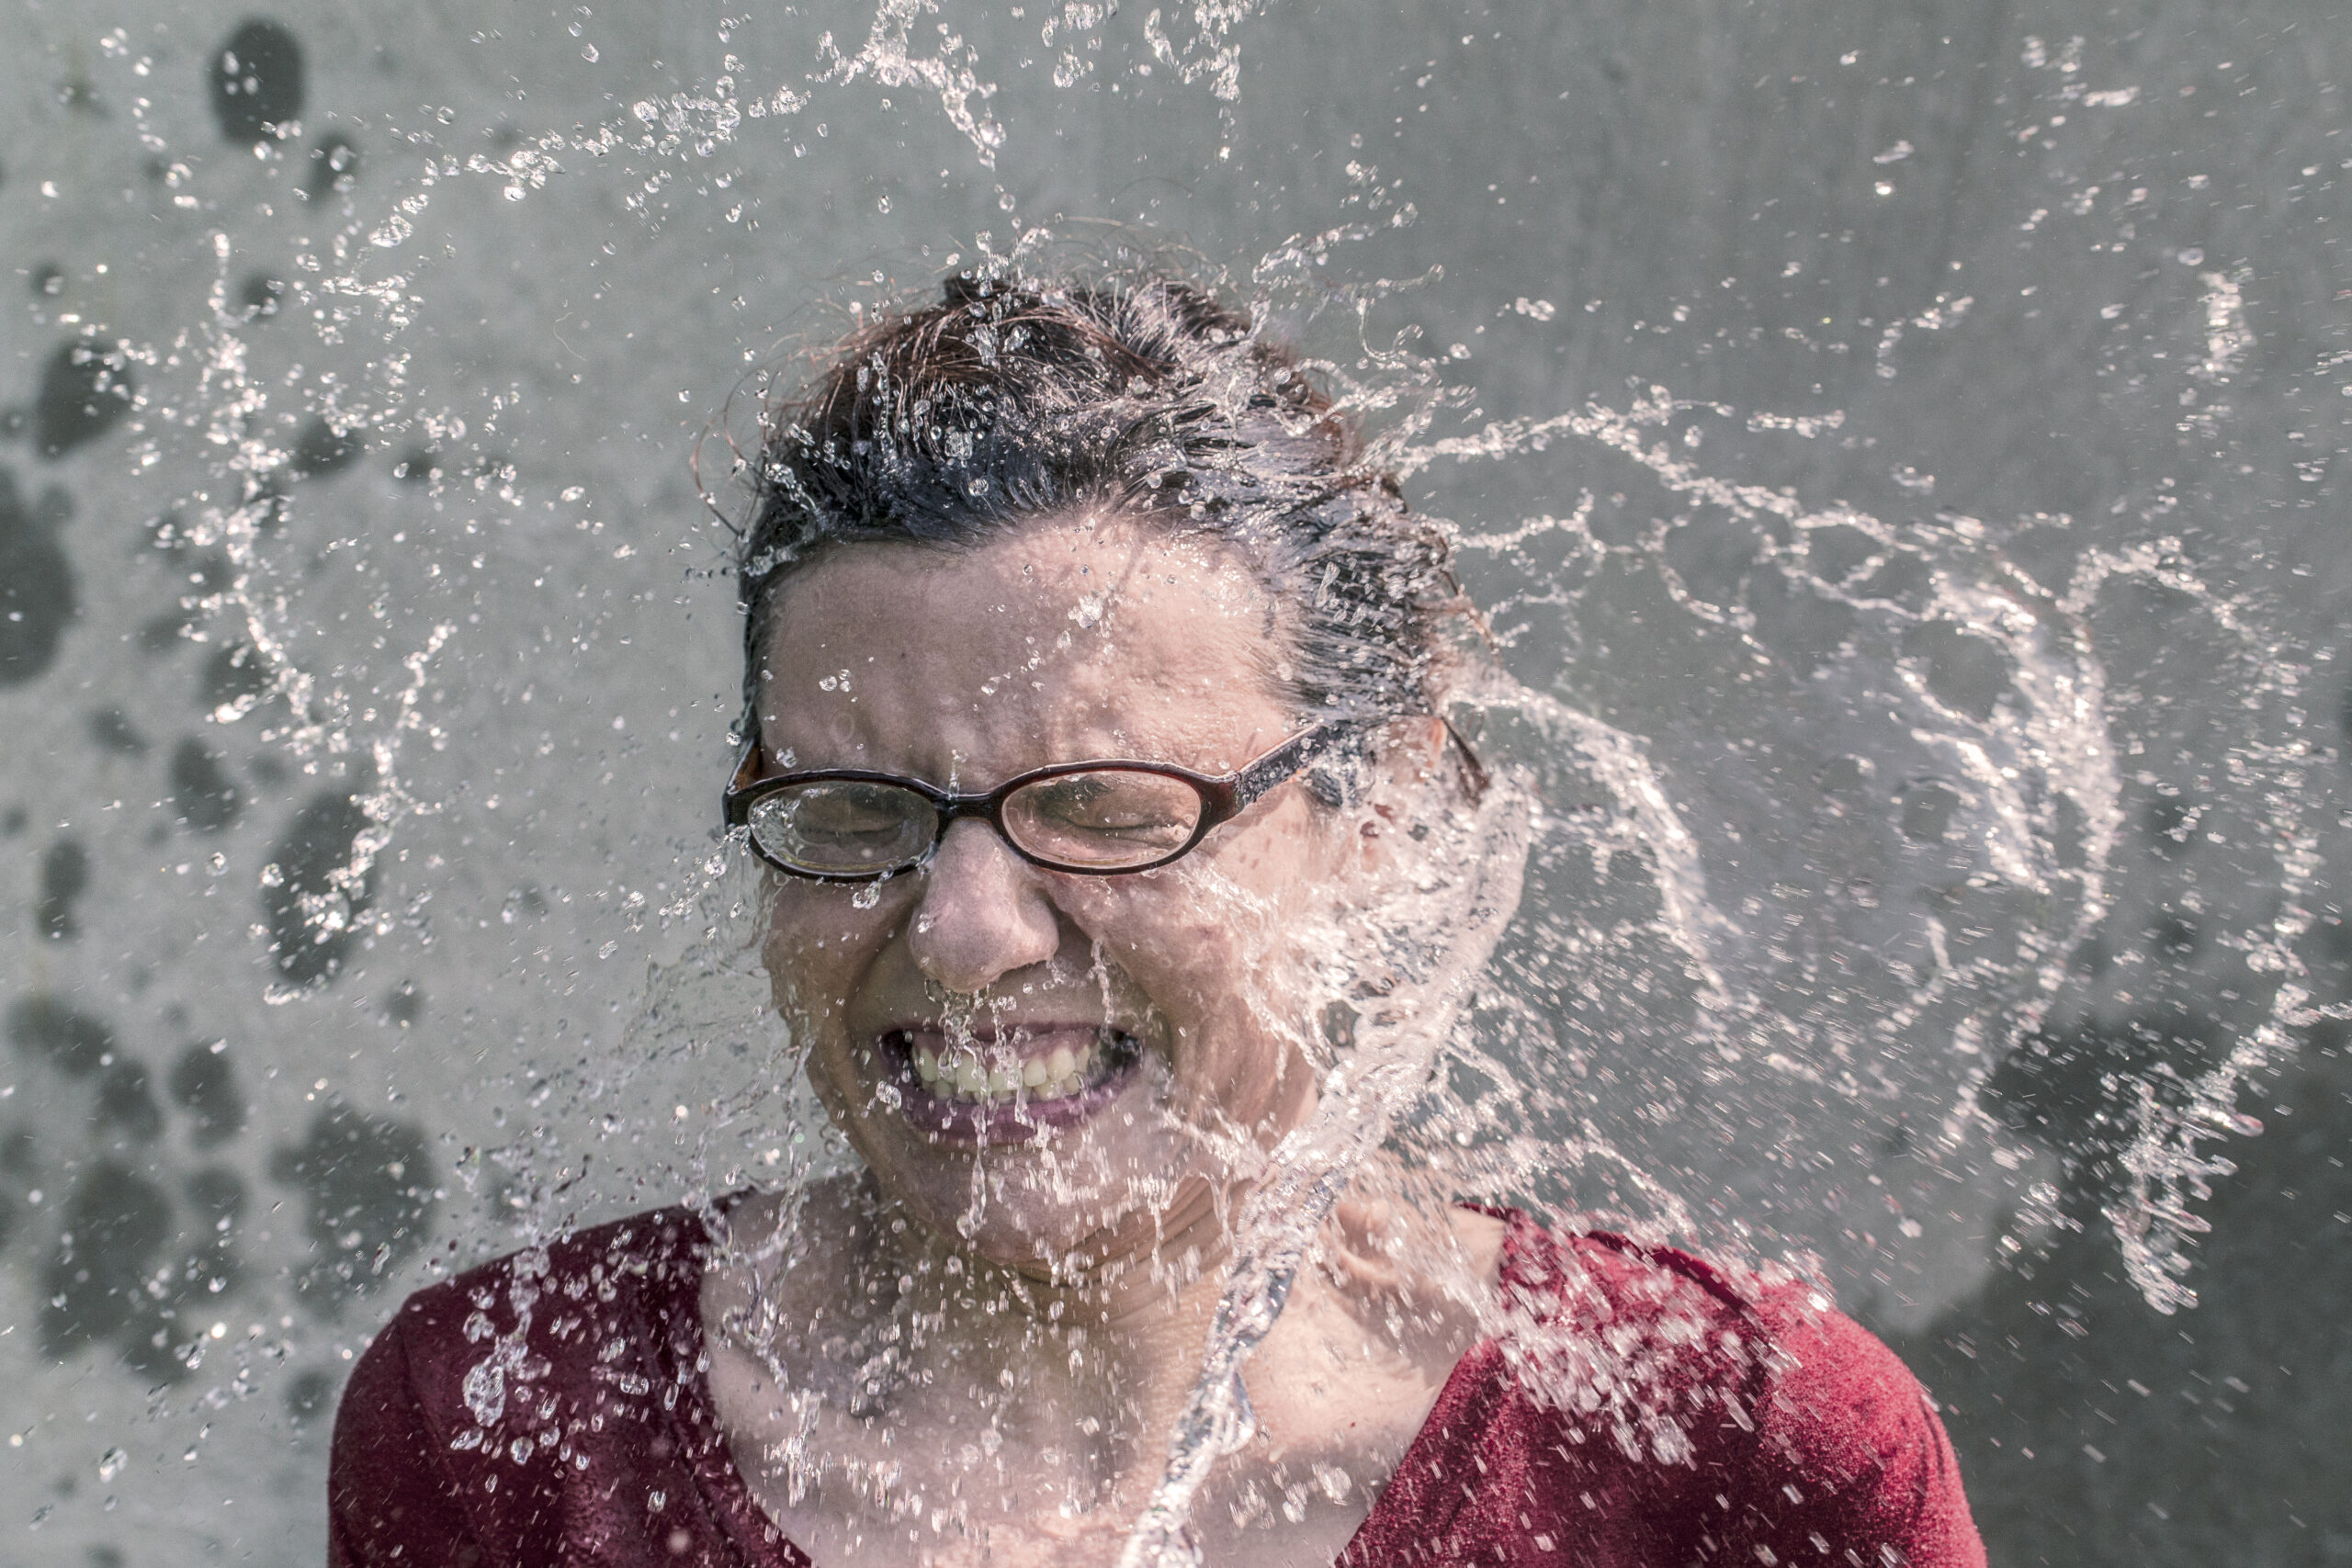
[756,513,1379,1294]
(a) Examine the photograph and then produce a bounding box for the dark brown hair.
[734,270,1461,754]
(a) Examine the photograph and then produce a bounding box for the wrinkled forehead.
[756,515,1292,775]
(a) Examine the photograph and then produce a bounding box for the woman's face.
[755,515,1360,1290]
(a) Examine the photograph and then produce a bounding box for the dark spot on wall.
[201,641,272,718]
[1984,1012,2229,1215]
[2311,907,2352,990]
[263,789,378,986]
[40,1160,172,1354]
[1,806,28,836]
[187,549,235,595]
[2142,788,2202,856]
[210,19,304,144]
[119,1315,186,1382]
[87,707,147,754]
[1747,570,1857,679]
[391,446,440,483]
[6,997,113,1077]
[94,1059,164,1145]
[285,1366,336,1423]
[138,610,194,655]
[89,1545,126,1568]
[238,273,286,320]
[168,1042,248,1146]
[1898,777,1961,842]
[271,1105,435,1311]
[1900,620,2018,723]
[34,340,136,458]
[170,738,243,833]
[305,132,360,200]
[1815,753,1871,804]
[383,981,423,1027]
[104,1166,248,1383]
[288,417,362,479]
[2147,908,2203,961]
[120,1230,246,1382]
[187,1166,246,1229]
[38,838,90,941]
[31,263,63,298]
[0,468,76,684]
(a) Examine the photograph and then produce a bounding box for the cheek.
[758,886,899,1020]
[1055,874,1305,1030]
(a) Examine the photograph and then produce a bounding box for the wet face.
[755,515,1356,1292]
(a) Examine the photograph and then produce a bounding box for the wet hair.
[734,271,1464,755]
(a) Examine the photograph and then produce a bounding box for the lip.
[875,1022,1144,1144]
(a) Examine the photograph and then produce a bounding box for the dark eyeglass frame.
[722,723,1356,883]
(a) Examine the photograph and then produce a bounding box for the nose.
[905,818,1062,994]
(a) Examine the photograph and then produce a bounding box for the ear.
[1381,715,1451,782]
[1330,716,1453,875]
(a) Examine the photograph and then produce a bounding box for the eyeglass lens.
[745,769,1209,875]
[1000,771,1204,868]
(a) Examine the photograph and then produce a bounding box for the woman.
[329,272,1984,1566]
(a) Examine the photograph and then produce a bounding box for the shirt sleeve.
[328,1309,493,1568]
[1718,1294,1986,1568]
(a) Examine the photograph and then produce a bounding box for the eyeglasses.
[722,724,1352,882]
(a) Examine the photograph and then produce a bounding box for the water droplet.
[461,1358,506,1427]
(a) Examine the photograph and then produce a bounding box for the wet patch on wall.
[270,1106,436,1314]
[0,469,75,684]
[33,341,135,459]
[38,838,90,941]
[40,1160,172,1358]
[238,273,286,321]
[6,997,114,1078]
[199,642,272,721]
[92,1059,164,1147]
[305,132,361,202]
[288,417,363,479]
[168,739,243,834]
[167,1042,248,1148]
[210,19,305,145]
[86,708,148,755]
[260,789,379,986]
[283,1366,338,1427]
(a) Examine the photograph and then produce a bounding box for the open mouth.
[879,1024,1143,1142]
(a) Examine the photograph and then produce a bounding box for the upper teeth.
[912,1038,1101,1103]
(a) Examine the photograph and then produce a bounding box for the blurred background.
[0,1,2344,1563]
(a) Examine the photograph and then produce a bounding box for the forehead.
[759,516,1293,774]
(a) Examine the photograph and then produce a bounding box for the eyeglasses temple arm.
[1232,724,1339,809]
[722,739,764,824]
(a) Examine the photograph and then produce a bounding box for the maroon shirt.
[330,1204,1983,1567]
